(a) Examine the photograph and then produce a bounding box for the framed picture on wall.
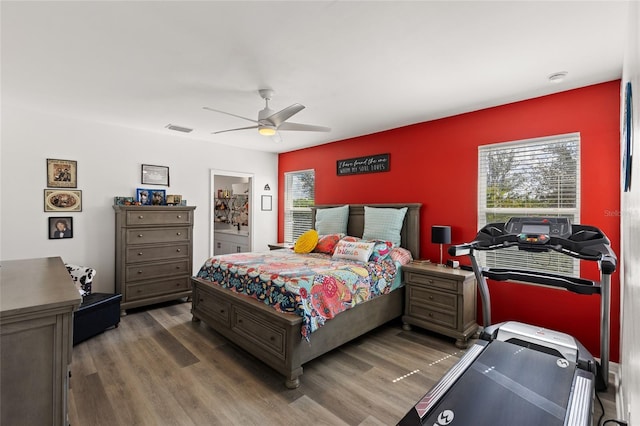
[44,189,82,212]
[141,164,170,186]
[47,159,77,188]
[261,195,272,211]
[49,216,73,239]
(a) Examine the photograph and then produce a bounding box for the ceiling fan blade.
[277,122,331,132]
[212,125,259,135]
[264,103,305,126]
[203,106,258,124]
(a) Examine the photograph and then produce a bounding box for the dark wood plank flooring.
[69,300,617,425]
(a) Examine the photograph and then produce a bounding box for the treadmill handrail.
[482,268,601,295]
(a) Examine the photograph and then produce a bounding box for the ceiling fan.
[203,89,331,137]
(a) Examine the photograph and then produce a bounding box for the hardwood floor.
[69,300,618,425]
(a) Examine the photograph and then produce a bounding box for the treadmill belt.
[419,340,576,426]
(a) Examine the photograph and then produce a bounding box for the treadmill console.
[504,217,572,244]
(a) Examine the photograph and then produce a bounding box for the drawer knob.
[138,252,143,256]
[138,234,143,238]
[176,282,181,286]
[428,295,434,300]
[176,266,181,270]
[176,248,181,252]
[199,298,204,302]
[220,309,225,314]
[428,312,434,317]
[428,279,435,284]
[137,270,143,274]
[138,215,144,219]
[177,215,182,219]
[177,232,182,236]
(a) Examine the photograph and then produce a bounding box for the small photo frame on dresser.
[137,188,165,206]
[49,217,73,239]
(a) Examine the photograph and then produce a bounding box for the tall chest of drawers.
[114,205,196,312]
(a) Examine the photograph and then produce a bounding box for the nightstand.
[402,262,478,348]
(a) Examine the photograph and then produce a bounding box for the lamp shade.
[431,225,451,244]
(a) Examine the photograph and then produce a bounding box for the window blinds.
[478,133,580,275]
[284,170,315,243]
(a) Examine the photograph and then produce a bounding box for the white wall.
[0,104,278,293]
[620,1,640,423]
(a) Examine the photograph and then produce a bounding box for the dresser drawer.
[409,286,457,310]
[405,272,459,292]
[125,259,190,282]
[125,210,193,226]
[126,276,191,301]
[407,303,457,329]
[194,286,231,327]
[125,243,190,263]
[126,227,190,245]
[232,305,286,360]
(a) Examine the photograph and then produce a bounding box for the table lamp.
[432,225,451,266]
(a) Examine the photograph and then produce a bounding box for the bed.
[191,203,421,388]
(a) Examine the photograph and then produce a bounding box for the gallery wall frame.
[49,216,73,239]
[44,189,82,212]
[47,159,77,188]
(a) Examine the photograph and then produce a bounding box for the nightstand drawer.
[126,227,191,244]
[125,243,190,263]
[409,286,457,310]
[405,271,459,292]
[125,259,190,282]
[125,210,193,226]
[407,304,457,329]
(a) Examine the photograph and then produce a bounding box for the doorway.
[210,170,254,257]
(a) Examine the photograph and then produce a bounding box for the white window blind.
[284,169,315,243]
[478,133,580,275]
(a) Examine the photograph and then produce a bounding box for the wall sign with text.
[337,153,390,176]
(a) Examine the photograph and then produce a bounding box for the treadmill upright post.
[600,272,611,388]
[469,249,491,327]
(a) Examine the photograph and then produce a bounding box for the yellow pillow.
[294,229,319,253]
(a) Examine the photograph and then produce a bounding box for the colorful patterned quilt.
[195,250,403,339]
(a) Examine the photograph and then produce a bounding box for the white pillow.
[362,206,408,246]
[315,205,349,235]
[332,240,375,262]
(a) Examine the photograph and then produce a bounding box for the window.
[284,169,315,242]
[478,133,580,275]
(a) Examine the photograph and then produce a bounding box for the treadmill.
[398,217,617,426]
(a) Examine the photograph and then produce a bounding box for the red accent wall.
[278,81,621,361]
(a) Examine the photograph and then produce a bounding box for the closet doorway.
[210,170,254,257]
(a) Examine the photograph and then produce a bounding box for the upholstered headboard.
[311,203,421,259]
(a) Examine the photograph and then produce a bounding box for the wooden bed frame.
[191,203,421,388]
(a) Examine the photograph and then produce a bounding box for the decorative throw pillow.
[313,233,344,254]
[315,205,349,235]
[332,240,375,262]
[362,206,408,246]
[294,229,319,253]
[389,247,414,265]
[368,240,395,262]
[341,235,361,243]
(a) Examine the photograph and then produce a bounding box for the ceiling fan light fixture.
[258,126,277,136]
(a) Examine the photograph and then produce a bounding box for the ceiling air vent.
[165,124,193,133]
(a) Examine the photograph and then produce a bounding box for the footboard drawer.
[193,286,231,327]
[232,305,287,360]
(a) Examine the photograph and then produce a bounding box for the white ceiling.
[2,1,629,154]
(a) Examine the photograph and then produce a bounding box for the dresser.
[114,205,196,313]
[402,262,478,348]
[1,257,81,426]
